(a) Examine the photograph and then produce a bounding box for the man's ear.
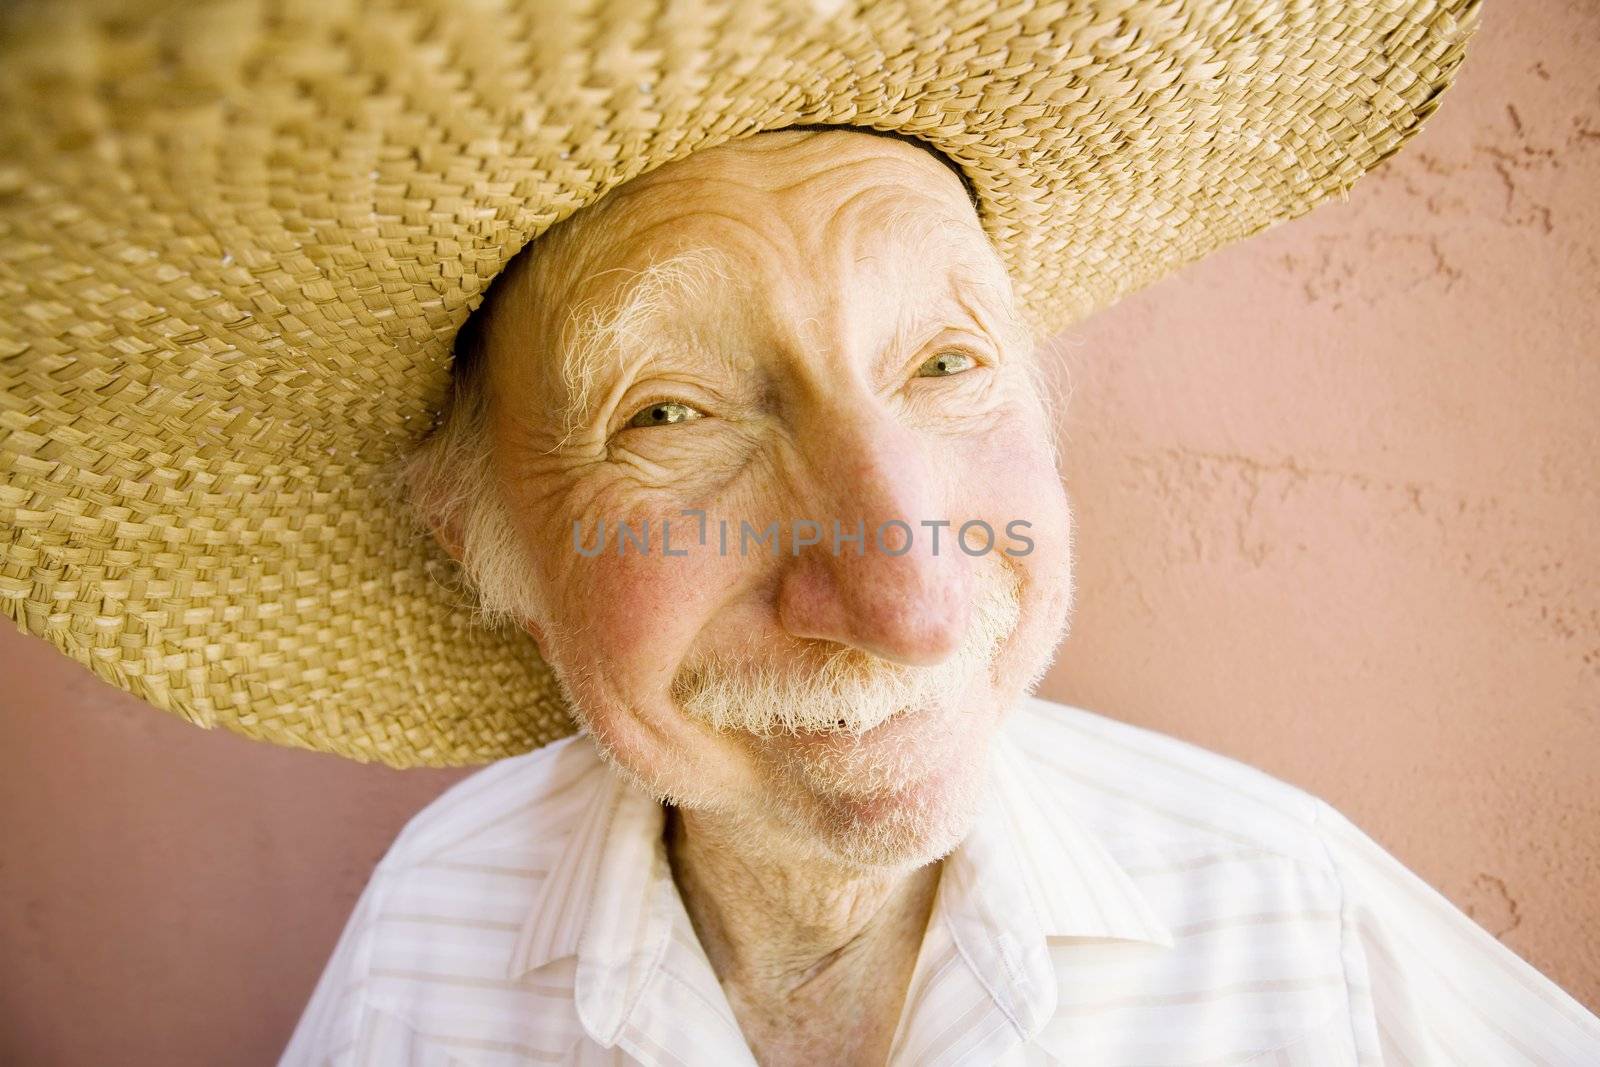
[520,615,549,658]
[420,496,550,655]
[427,512,467,567]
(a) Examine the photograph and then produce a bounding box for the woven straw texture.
[0,0,1480,767]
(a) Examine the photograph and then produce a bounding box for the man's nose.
[774,416,973,667]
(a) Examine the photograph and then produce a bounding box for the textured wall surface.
[2,3,1596,1064]
[1038,0,1600,1018]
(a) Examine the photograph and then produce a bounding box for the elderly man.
[3,1,1598,1065]
[275,127,1600,1065]
[393,127,1069,1063]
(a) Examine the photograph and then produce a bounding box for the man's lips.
[779,699,942,755]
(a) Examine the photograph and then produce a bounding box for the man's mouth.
[789,700,921,741]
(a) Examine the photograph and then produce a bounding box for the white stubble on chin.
[773,713,1000,869]
[604,556,1032,865]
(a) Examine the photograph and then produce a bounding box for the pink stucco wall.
[2,3,1596,1063]
[1037,0,1599,1016]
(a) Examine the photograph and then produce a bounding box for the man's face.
[479,129,1074,870]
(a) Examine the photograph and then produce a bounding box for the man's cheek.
[960,429,1072,632]
[561,548,722,677]
[961,454,1068,565]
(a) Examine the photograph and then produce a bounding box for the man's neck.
[663,804,942,1064]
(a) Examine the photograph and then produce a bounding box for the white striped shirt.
[280,695,1600,1066]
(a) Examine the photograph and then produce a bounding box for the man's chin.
[805,738,994,870]
[751,694,1001,862]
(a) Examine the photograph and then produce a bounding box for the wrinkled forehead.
[555,143,1000,306]
[483,131,1020,409]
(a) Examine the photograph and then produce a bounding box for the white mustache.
[672,562,1022,738]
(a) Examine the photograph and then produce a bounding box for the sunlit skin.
[445,129,1076,1066]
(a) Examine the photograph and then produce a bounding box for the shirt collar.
[506,718,1174,1043]
[971,724,1175,948]
[930,725,1175,1043]
[505,741,672,1044]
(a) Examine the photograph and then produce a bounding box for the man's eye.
[915,350,977,377]
[625,400,705,429]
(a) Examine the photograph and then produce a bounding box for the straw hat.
[0,0,1480,767]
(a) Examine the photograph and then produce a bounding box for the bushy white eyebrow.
[549,246,734,447]
[868,204,1032,360]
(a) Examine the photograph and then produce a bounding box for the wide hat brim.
[0,0,1479,767]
